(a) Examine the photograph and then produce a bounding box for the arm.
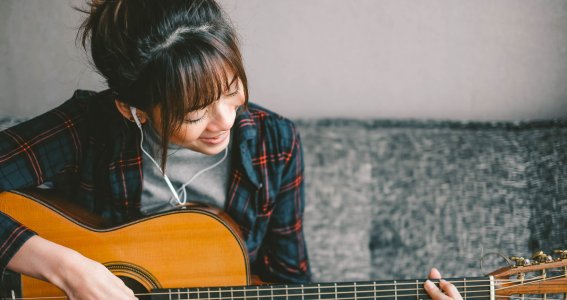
[8,235,136,299]
[0,100,136,299]
[254,125,311,283]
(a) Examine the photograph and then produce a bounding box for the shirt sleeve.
[0,99,85,272]
[253,125,312,283]
[0,212,36,271]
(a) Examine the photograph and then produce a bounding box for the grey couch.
[1,117,566,284]
[296,119,567,283]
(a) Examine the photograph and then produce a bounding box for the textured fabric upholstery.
[296,119,567,282]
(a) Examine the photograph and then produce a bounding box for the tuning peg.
[510,256,531,267]
[553,249,567,260]
[531,251,552,263]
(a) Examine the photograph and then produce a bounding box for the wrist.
[42,246,84,291]
[7,235,84,291]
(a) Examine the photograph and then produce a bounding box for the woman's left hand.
[423,268,463,300]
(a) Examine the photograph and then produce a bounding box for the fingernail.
[424,280,435,290]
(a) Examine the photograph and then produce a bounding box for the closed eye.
[226,88,239,97]
[184,109,208,124]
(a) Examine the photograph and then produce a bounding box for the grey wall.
[1,0,567,120]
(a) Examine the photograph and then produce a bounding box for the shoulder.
[59,89,117,117]
[58,89,128,135]
[6,89,128,149]
[1,90,113,136]
[244,102,300,143]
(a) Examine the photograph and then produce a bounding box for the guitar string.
[134,273,565,300]
[10,283,566,300]
[144,273,565,295]
[10,274,565,300]
[9,292,564,300]
[141,282,565,299]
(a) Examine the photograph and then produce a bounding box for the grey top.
[139,123,231,215]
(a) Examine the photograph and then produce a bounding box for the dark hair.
[77,0,248,170]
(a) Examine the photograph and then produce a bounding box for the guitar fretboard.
[151,277,492,300]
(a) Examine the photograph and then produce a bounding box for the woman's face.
[150,76,245,155]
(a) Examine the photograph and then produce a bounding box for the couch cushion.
[297,119,567,282]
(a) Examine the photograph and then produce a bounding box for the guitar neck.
[152,276,493,300]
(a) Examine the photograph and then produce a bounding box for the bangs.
[177,50,237,113]
[150,39,248,127]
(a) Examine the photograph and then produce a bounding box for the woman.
[0,0,462,299]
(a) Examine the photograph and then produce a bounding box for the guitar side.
[0,190,250,298]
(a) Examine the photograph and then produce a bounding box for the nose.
[207,101,237,132]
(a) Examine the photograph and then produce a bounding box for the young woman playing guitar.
[0,1,462,299]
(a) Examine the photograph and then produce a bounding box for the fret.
[232,285,244,300]
[337,282,355,300]
[394,281,397,300]
[354,281,375,300]
[354,282,357,300]
[388,279,425,300]
[258,284,271,300]
[220,287,232,299]
[415,280,419,300]
[302,284,318,300]
[209,287,220,300]
[287,283,303,300]
[463,278,467,300]
[374,281,376,300]
[269,283,288,300]
[334,283,337,299]
[318,283,321,300]
[244,285,256,299]
[317,282,336,299]
[454,277,492,300]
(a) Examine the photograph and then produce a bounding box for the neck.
[150,276,493,300]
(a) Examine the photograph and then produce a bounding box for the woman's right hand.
[7,235,137,300]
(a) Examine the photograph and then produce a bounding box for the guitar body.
[1,190,566,300]
[0,190,249,298]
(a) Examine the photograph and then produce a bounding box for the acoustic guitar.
[0,189,565,300]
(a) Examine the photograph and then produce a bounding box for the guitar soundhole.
[104,262,161,300]
[119,276,151,300]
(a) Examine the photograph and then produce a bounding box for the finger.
[424,280,451,300]
[429,267,442,280]
[114,279,137,299]
[440,279,463,300]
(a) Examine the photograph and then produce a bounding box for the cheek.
[171,123,206,144]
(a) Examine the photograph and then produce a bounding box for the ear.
[114,100,148,124]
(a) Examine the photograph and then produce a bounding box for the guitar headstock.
[489,250,567,297]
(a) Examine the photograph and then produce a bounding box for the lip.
[199,131,229,145]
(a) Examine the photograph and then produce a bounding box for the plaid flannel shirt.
[0,90,310,283]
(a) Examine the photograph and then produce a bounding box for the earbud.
[130,106,142,128]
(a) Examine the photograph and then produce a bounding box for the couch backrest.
[297,119,567,282]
